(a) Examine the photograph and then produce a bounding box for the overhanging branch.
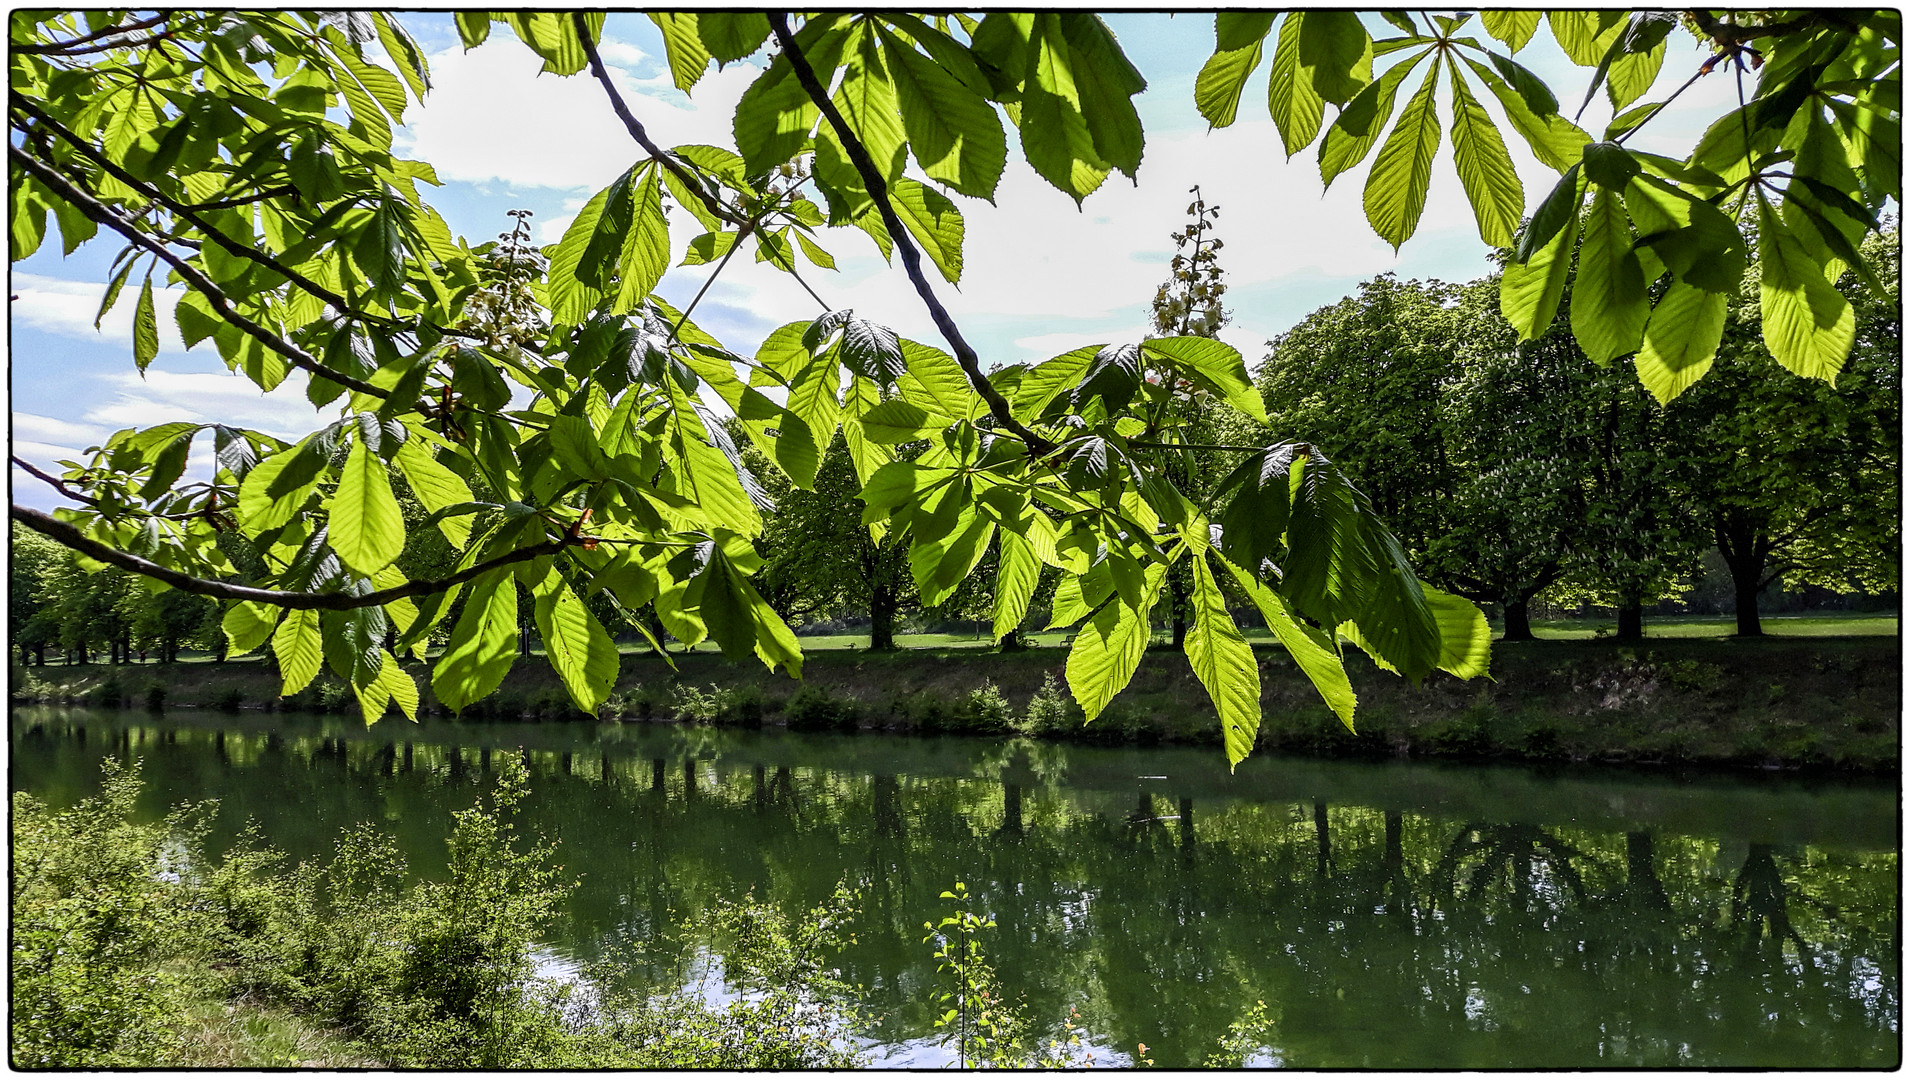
[12,503,570,611]
[767,13,1055,457]
[9,144,390,400]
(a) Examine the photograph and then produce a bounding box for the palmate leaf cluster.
[1195,9,1899,401]
[10,10,1896,767]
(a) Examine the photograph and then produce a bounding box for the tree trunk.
[1501,598,1535,642]
[1725,556,1768,637]
[869,581,898,651]
[998,627,1026,652]
[1615,604,1643,642]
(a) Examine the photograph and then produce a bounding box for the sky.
[10,12,1744,511]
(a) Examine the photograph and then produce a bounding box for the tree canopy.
[9,10,1899,765]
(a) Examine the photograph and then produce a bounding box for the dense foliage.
[1260,227,1898,640]
[9,11,1898,761]
[10,757,865,1068]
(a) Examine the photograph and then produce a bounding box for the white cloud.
[398,33,762,192]
[79,370,335,442]
[13,412,111,453]
[12,272,191,354]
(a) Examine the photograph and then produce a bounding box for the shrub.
[1016,674,1078,736]
[11,760,194,1066]
[783,686,858,732]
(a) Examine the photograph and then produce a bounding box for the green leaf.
[533,567,619,715]
[1570,186,1649,364]
[1757,194,1855,382]
[371,647,419,723]
[1547,11,1624,66]
[898,338,976,419]
[1606,34,1667,111]
[392,436,474,549]
[1019,15,1111,204]
[1264,13,1324,156]
[734,16,854,176]
[1141,336,1265,421]
[698,12,771,63]
[1464,57,1590,172]
[889,178,965,285]
[237,436,326,534]
[548,413,614,480]
[273,607,323,697]
[1186,554,1264,768]
[615,164,670,311]
[331,438,406,576]
[1447,65,1524,248]
[992,529,1040,640]
[1422,586,1491,679]
[545,184,611,324]
[1059,14,1147,179]
[1635,280,1727,404]
[880,25,1007,200]
[1194,12,1274,129]
[910,510,995,608]
[454,11,492,49]
[1065,564,1165,722]
[1217,552,1357,734]
[221,601,278,657]
[858,398,939,443]
[1319,50,1422,189]
[649,12,711,91]
[1480,11,1540,52]
[1362,58,1443,249]
[1295,11,1372,105]
[132,275,159,375]
[432,568,518,714]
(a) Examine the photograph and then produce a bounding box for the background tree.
[11,524,64,666]
[1432,280,1589,640]
[1667,230,1902,635]
[1553,358,1708,641]
[1257,275,1462,568]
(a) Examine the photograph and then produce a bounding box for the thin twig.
[1128,441,1266,453]
[11,502,573,611]
[1613,60,1714,146]
[768,13,1054,457]
[10,144,390,400]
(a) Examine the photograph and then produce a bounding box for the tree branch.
[12,96,449,341]
[767,13,1055,458]
[9,144,390,400]
[1685,9,1841,44]
[572,13,750,230]
[12,456,101,507]
[13,13,169,54]
[11,503,571,611]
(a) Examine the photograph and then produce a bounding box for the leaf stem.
[768,13,1054,457]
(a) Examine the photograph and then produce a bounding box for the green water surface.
[9,707,1899,1068]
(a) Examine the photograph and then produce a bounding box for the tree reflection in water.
[8,709,1898,1069]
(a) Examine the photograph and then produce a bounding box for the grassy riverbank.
[14,633,1898,774]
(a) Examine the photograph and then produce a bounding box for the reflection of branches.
[1433,823,1593,909]
[1732,844,1812,960]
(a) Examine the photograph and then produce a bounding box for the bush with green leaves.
[10,760,197,1067]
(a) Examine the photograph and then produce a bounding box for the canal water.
[10,706,1899,1068]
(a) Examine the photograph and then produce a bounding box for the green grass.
[1520,612,1899,641]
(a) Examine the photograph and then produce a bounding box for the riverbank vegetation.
[12,756,867,1068]
[14,634,1898,774]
